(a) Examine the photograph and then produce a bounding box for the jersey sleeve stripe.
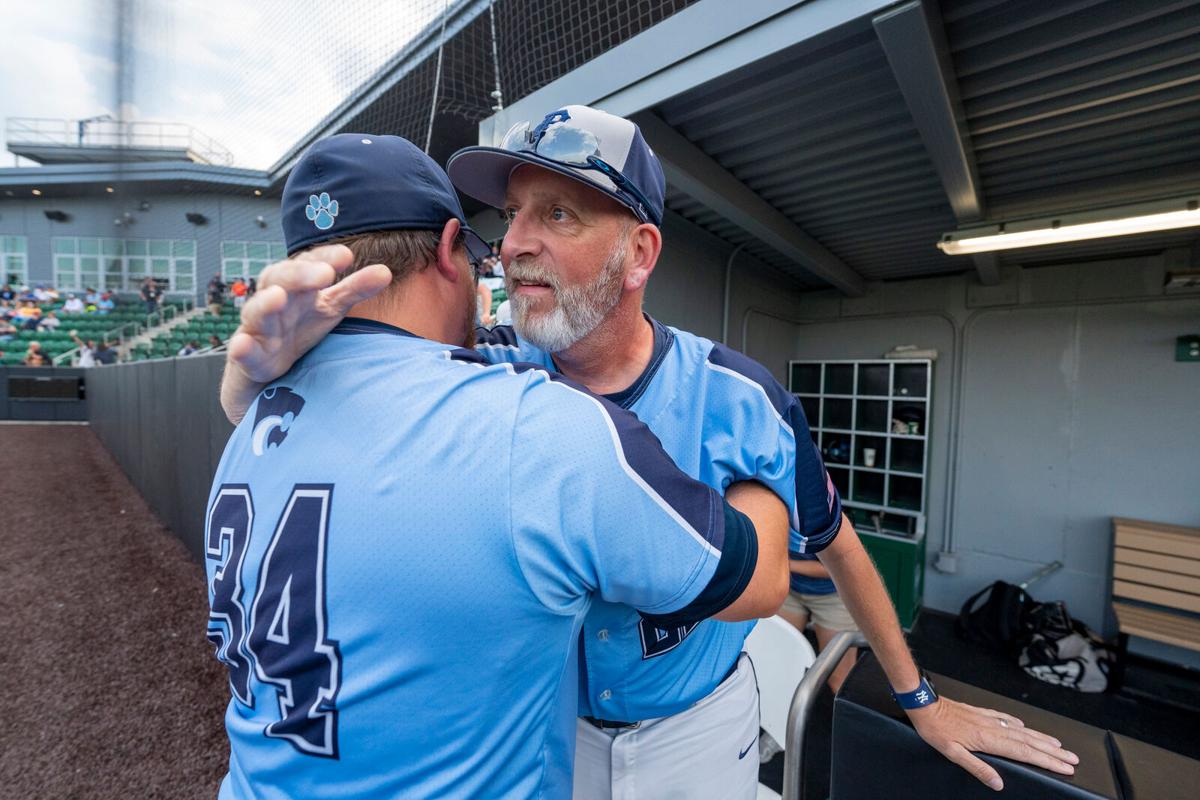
[704,361,789,432]
[705,344,843,552]
[705,343,793,418]
[446,350,726,559]
[558,382,723,560]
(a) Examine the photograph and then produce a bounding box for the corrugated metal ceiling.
[651,0,1200,289]
[657,25,962,286]
[946,0,1200,219]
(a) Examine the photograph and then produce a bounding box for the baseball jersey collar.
[331,317,422,338]
[597,315,675,410]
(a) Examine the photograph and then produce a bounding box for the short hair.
[323,228,467,287]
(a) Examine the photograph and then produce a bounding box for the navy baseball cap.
[447,106,666,226]
[282,133,492,262]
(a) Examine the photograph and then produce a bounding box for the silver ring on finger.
[999,719,1009,728]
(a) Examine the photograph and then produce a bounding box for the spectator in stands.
[138,277,160,315]
[777,553,861,692]
[178,340,200,357]
[69,331,97,368]
[231,277,248,310]
[63,294,85,314]
[208,334,223,349]
[97,293,115,314]
[485,252,504,278]
[33,284,53,302]
[94,342,117,365]
[0,318,16,340]
[247,277,257,297]
[15,302,42,328]
[0,284,13,302]
[17,286,35,301]
[207,275,227,316]
[38,311,61,331]
[22,341,47,367]
[84,287,100,305]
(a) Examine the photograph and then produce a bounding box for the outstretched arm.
[818,519,1079,791]
[713,480,789,621]
[219,244,391,423]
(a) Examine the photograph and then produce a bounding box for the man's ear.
[624,222,662,292]
[435,218,465,282]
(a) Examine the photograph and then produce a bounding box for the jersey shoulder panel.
[703,340,795,420]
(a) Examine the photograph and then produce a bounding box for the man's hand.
[220,244,391,423]
[907,696,1079,791]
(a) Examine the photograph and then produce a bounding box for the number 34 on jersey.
[205,483,342,759]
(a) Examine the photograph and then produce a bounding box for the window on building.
[1,236,28,286]
[221,240,287,281]
[52,237,197,293]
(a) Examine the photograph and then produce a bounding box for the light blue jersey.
[204,318,757,799]
[477,318,842,720]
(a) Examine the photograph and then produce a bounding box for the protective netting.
[115,0,704,168]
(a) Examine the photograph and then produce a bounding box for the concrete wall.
[0,191,283,299]
[646,210,809,352]
[736,253,1200,663]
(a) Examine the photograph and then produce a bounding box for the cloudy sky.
[0,0,444,169]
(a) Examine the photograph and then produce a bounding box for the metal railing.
[6,117,234,165]
[783,631,869,800]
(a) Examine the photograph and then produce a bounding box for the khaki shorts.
[781,590,858,633]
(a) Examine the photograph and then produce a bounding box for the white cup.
[863,448,877,468]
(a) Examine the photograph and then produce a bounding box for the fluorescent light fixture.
[938,196,1200,255]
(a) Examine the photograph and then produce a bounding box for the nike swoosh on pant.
[738,735,758,760]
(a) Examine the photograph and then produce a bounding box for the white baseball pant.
[572,653,760,800]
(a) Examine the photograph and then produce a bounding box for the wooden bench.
[1111,517,1200,656]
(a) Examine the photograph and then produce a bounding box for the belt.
[582,716,639,730]
[582,658,742,731]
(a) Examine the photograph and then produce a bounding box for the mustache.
[505,259,561,291]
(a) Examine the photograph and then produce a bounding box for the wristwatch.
[891,671,939,710]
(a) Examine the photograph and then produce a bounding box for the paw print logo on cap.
[305,192,339,230]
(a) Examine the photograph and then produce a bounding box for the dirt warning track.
[0,424,227,799]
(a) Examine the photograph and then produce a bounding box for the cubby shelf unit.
[788,358,933,540]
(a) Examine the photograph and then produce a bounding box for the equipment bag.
[1018,600,1116,693]
[955,580,1036,655]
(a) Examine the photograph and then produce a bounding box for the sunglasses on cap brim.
[500,120,661,226]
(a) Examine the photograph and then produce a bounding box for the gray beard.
[507,241,626,353]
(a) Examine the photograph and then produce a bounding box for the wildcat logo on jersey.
[251,387,306,456]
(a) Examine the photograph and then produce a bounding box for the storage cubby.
[788,358,932,536]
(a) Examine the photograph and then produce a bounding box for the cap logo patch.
[531,108,571,146]
[305,192,339,230]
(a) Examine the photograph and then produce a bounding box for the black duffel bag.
[955,580,1037,655]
